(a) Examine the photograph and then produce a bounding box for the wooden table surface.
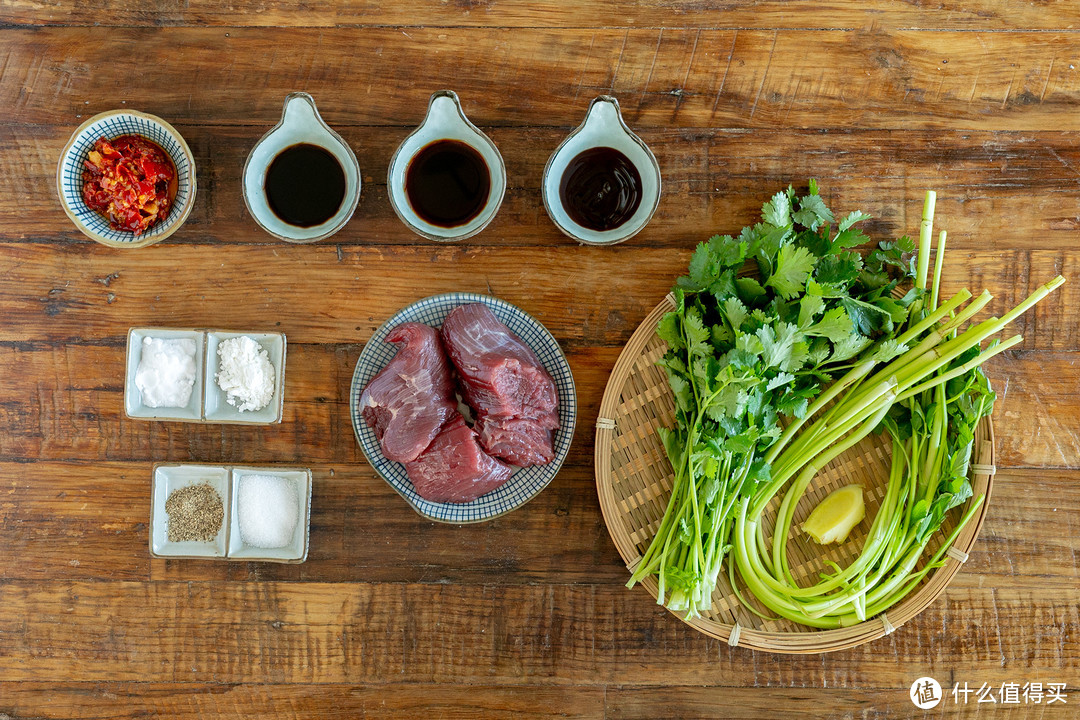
[2,2,1079,718]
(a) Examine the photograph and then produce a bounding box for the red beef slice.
[405,415,514,502]
[359,323,458,463]
[441,303,559,467]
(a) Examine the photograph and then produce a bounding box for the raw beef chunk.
[405,416,514,502]
[441,303,559,466]
[360,323,458,463]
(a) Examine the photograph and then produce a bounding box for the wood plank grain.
[603,686,1065,719]
[0,683,1028,720]
[0,245,1074,351]
[0,341,1076,468]
[3,28,1080,130]
[985,354,1080,468]
[5,0,1080,31]
[8,124,1080,250]
[0,682,606,719]
[0,580,1073,684]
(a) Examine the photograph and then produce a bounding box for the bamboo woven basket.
[595,292,996,654]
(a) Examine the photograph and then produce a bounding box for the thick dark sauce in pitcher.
[559,146,642,231]
[405,139,491,228]
[265,143,347,227]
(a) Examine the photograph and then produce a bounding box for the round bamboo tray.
[595,293,996,654]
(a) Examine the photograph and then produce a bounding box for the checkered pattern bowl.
[350,293,577,524]
[56,110,197,248]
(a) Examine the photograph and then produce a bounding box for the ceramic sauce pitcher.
[387,91,506,242]
[542,95,661,245]
[243,92,361,243]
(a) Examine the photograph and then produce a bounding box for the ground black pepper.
[165,483,224,542]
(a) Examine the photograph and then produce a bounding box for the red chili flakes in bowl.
[82,135,177,234]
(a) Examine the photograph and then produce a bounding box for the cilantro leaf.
[831,227,870,252]
[708,234,747,268]
[766,371,795,392]
[830,333,872,362]
[756,322,808,372]
[687,242,713,288]
[841,297,894,335]
[776,390,810,419]
[736,276,767,303]
[666,369,692,413]
[657,311,683,349]
[794,193,834,230]
[705,385,747,423]
[708,269,738,299]
[798,294,825,329]
[683,308,712,356]
[805,306,855,343]
[762,190,791,227]
[866,338,908,364]
[727,333,764,368]
[722,296,749,333]
[837,210,872,233]
[766,244,818,299]
[807,336,832,365]
[815,252,864,287]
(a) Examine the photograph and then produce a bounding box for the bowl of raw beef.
[350,293,577,523]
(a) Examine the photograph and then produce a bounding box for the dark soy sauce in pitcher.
[559,146,642,232]
[405,139,491,228]
[265,143,347,227]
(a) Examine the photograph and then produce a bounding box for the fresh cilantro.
[722,296,749,333]
[645,181,926,618]
[766,244,818,299]
[798,295,826,329]
[805,306,855,343]
[837,210,872,233]
[762,189,792,227]
[793,192,834,230]
[815,252,863,287]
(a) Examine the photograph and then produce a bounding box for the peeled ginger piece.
[802,484,865,544]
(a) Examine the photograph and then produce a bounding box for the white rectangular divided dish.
[150,464,311,563]
[204,331,287,425]
[227,467,312,563]
[125,328,205,421]
[150,464,230,558]
[125,327,286,424]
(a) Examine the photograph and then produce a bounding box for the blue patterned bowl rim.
[56,110,197,248]
[350,293,577,524]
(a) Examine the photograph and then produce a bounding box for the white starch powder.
[135,337,198,408]
[237,474,299,549]
[215,336,276,412]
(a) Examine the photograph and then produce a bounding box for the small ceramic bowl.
[56,110,197,249]
[387,91,507,242]
[542,95,661,245]
[227,467,312,563]
[204,331,287,425]
[124,327,205,422]
[150,464,230,559]
[243,92,361,243]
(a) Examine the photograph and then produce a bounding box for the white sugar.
[237,474,299,549]
[135,337,197,408]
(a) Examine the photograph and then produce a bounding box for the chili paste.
[82,135,177,234]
